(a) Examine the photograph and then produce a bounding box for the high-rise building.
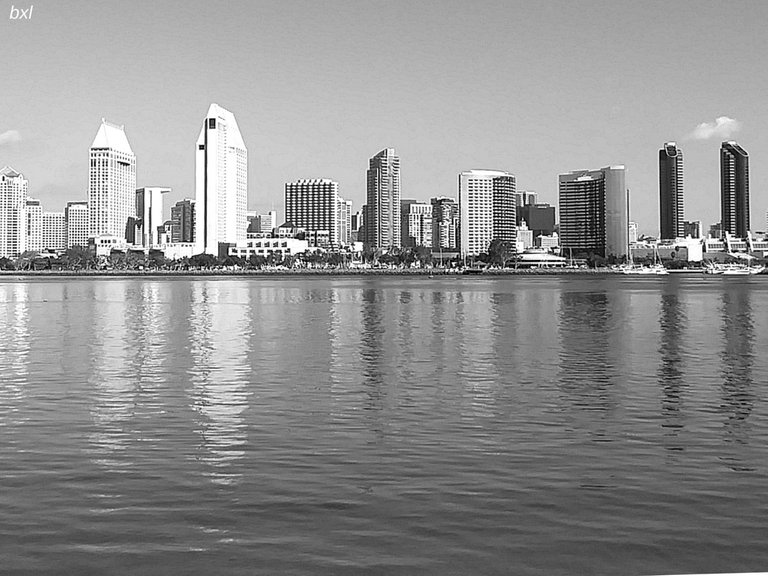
[458,170,516,257]
[683,220,702,239]
[195,103,248,255]
[517,203,556,237]
[285,179,340,246]
[0,166,28,258]
[401,200,432,248]
[659,141,684,239]
[558,166,628,259]
[365,148,401,249]
[515,190,538,208]
[89,119,136,240]
[431,196,458,250]
[171,199,196,243]
[65,201,89,248]
[135,187,170,248]
[338,199,352,245]
[42,212,66,251]
[720,141,749,238]
[25,198,43,253]
[352,209,365,243]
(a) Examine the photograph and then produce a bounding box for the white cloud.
[0,130,21,146]
[689,116,741,140]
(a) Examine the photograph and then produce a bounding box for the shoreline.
[0,267,712,278]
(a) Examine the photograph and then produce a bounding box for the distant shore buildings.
[1,111,764,265]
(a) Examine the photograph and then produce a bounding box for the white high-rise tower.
[0,166,28,258]
[88,119,136,239]
[195,103,248,255]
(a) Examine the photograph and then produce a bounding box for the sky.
[2,0,768,235]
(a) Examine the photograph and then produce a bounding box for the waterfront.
[2,276,768,575]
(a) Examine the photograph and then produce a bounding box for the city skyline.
[3,1,768,236]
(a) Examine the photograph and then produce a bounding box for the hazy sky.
[3,0,768,234]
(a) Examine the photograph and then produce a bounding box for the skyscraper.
[195,103,248,255]
[659,141,684,239]
[0,166,28,258]
[431,196,458,250]
[559,166,628,259]
[365,148,401,249]
[401,200,432,248]
[720,141,749,238]
[337,199,352,246]
[89,119,136,240]
[25,198,43,253]
[458,170,516,257]
[171,199,196,243]
[135,187,170,248]
[285,179,340,245]
[65,201,89,248]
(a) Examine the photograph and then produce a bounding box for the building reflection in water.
[0,283,30,430]
[188,282,250,486]
[457,290,497,419]
[359,287,386,412]
[557,289,618,415]
[87,281,137,470]
[657,283,688,449]
[719,285,755,446]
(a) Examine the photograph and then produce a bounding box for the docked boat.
[704,262,764,275]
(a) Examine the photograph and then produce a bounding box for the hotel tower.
[195,103,248,256]
[88,119,136,239]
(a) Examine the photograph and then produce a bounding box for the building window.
[208,118,216,129]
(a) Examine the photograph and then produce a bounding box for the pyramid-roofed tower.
[88,118,136,239]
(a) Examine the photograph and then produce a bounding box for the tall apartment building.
[365,148,401,249]
[458,170,516,257]
[285,179,339,245]
[65,201,89,248]
[89,119,136,240]
[659,141,684,239]
[42,212,66,251]
[25,198,43,253]
[0,166,28,258]
[171,199,196,243]
[401,200,432,248]
[195,103,248,255]
[720,141,749,238]
[431,196,458,250]
[558,165,628,259]
[135,187,169,248]
[338,199,352,245]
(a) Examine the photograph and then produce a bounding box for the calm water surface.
[1,276,767,575]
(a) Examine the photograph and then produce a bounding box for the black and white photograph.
[2,1,768,574]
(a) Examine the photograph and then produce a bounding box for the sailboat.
[621,245,669,275]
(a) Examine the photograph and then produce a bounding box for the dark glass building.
[720,141,750,238]
[659,142,684,239]
[558,166,628,259]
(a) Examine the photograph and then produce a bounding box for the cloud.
[0,130,21,146]
[689,116,741,140]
